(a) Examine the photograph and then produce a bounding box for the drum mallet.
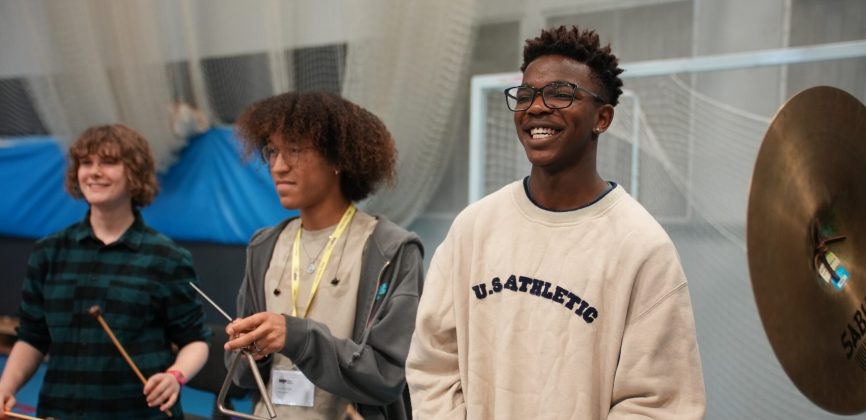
[88,305,172,417]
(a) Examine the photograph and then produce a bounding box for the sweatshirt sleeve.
[608,244,706,419]
[406,245,467,419]
[281,242,425,406]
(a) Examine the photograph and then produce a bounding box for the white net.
[342,0,477,225]
[471,53,866,419]
[1,0,184,170]
[479,73,769,229]
[0,0,477,226]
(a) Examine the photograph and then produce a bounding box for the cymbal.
[748,86,866,414]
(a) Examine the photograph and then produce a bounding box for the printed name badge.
[271,368,315,407]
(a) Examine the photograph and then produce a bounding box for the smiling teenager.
[0,124,210,420]
[222,92,425,420]
[406,26,706,419]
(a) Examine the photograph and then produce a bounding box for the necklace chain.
[273,223,329,295]
[301,231,331,273]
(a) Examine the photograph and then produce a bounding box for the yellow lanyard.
[290,204,356,318]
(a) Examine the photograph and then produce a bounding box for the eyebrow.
[521,80,574,87]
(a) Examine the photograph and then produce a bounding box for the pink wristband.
[166,369,186,386]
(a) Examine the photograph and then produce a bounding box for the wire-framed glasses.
[504,81,606,112]
[261,144,311,166]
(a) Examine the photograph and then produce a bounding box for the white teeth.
[530,127,559,139]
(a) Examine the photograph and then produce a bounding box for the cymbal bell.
[748,86,866,414]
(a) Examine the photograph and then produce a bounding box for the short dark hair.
[521,26,624,106]
[65,124,159,207]
[235,91,397,202]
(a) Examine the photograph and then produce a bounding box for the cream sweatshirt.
[407,181,706,419]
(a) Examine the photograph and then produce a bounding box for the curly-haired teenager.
[0,124,209,419]
[223,91,425,420]
[406,26,706,419]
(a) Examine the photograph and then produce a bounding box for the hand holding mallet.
[88,305,172,417]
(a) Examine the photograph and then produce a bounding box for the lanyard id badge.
[271,368,315,407]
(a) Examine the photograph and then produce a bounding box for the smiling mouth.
[528,127,561,140]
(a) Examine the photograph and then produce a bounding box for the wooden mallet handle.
[3,411,46,420]
[88,305,147,384]
[88,305,172,417]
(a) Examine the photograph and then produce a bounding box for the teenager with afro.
[223,91,424,420]
[407,26,706,419]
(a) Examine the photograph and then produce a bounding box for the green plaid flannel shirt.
[16,212,210,419]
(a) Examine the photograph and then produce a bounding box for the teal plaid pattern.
[16,212,209,419]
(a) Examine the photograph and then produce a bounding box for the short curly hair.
[65,124,159,207]
[521,26,624,107]
[235,91,397,202]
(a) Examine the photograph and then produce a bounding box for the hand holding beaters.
[87,305,173,418]
[188,282,277,420]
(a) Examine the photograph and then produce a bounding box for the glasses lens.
[542,83,575,109]
[287,146,304,165]
[264,144,311,167]
[262,145,275,164]
[506,86,536,111]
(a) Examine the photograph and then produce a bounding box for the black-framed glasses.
[504,82,606,112]
[261,144,311,166]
